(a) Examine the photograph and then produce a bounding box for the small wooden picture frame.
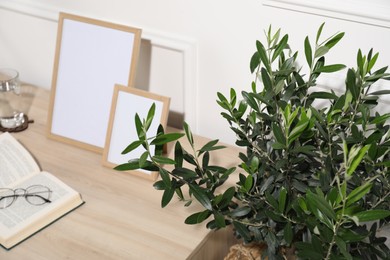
[47,12,142,153]
[102,84,170,180]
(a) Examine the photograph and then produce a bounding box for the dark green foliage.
[116,24,390,259]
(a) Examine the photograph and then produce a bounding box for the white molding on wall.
[0,0,58,21]
[0,0,199,131]
[263,0,390,28]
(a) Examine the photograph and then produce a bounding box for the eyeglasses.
[0,185,52,209]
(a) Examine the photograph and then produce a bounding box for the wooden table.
[0,86,239,259]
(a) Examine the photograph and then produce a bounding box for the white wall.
[0,0,389,145]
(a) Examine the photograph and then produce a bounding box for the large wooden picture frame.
[102,84,170,180]
[47,13,141,153]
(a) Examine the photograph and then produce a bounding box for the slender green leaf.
[244,174,253,192]
[357,49,364,74]
[315,64,346,73]
[250,51,261,73]
[274,80,284,95]
[202,151,210,169]
[139,151,149,167]
[174,142,184,168]
[316,22,325,44]
[121,140,143,154]
[307,190,336,221]
[284,222,293,245]
[199,139,226,154]
[159,168,171,187]
[176,188,185,201]
[272,123,286,145]
[150,133,185,145]
[238,100,248,116]
[152,155,177,165]
[161,186,175,208]
[304,36,312,68]
[265,191,278,210]
[367,52,379,72]
[184,122,194,146]
[214,212,226,228]
[189,184,212,210]
[216,166,236,180]
[292,145,316,156]
[135,113,145,140]
[347,144,370,176]
[145,103,156,131]
[172,167,198,179]
[217,92,229,110]
[250,156,259,173]
[230,206,251,218]
[219,187,235,208]
[114,160,140,171]
[343,90,353,111]
[256,40,271,72]
[271,34,288,62]
[233,221,251,242]
[346,69,359,101]
[217,92,228,104]
[346,182,373,207]
[272,142,286,150]
[288,110,309,144]
[367,73,390,82]
[324,32,345,49]
[335,236,352,260]
[183,152,197,166]
[153,180,166,190]
[185,210,211,224]
[242,91,260,112]
[355,210,390,222]
[308,91,337,100]
[338,228,367,242]
[260,176,275,194]
[154,125,165,156]
[265,209,284,222]
[216,100,229,110]
[115,159,158,172]
[230,88,237,107]
[279,187,287,213]
[298,197,309,213]
[314,46,329,58]
[370,113,390,125]
[369,90,390,96]
[270,27,281,47]
[261,68,273,91]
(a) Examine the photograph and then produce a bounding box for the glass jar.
[0,69,25,129]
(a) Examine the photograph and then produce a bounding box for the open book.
[0,132,84,249]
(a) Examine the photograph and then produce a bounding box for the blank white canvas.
[107,91,164,172]
[51,18,135,148]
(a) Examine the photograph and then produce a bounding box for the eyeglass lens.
[0,188,16,209]
[25,185,52,205]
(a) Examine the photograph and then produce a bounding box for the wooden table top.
[0,85,241,259]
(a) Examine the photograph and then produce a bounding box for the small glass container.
[0,69,25,129]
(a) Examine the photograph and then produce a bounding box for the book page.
[0,133,40,187]
[0,171,82,243]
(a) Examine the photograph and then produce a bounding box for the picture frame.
[102,84,170,180]
[47,12,142,153]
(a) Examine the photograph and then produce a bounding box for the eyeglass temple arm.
[0,195,16,201]
[26,194,52,203]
